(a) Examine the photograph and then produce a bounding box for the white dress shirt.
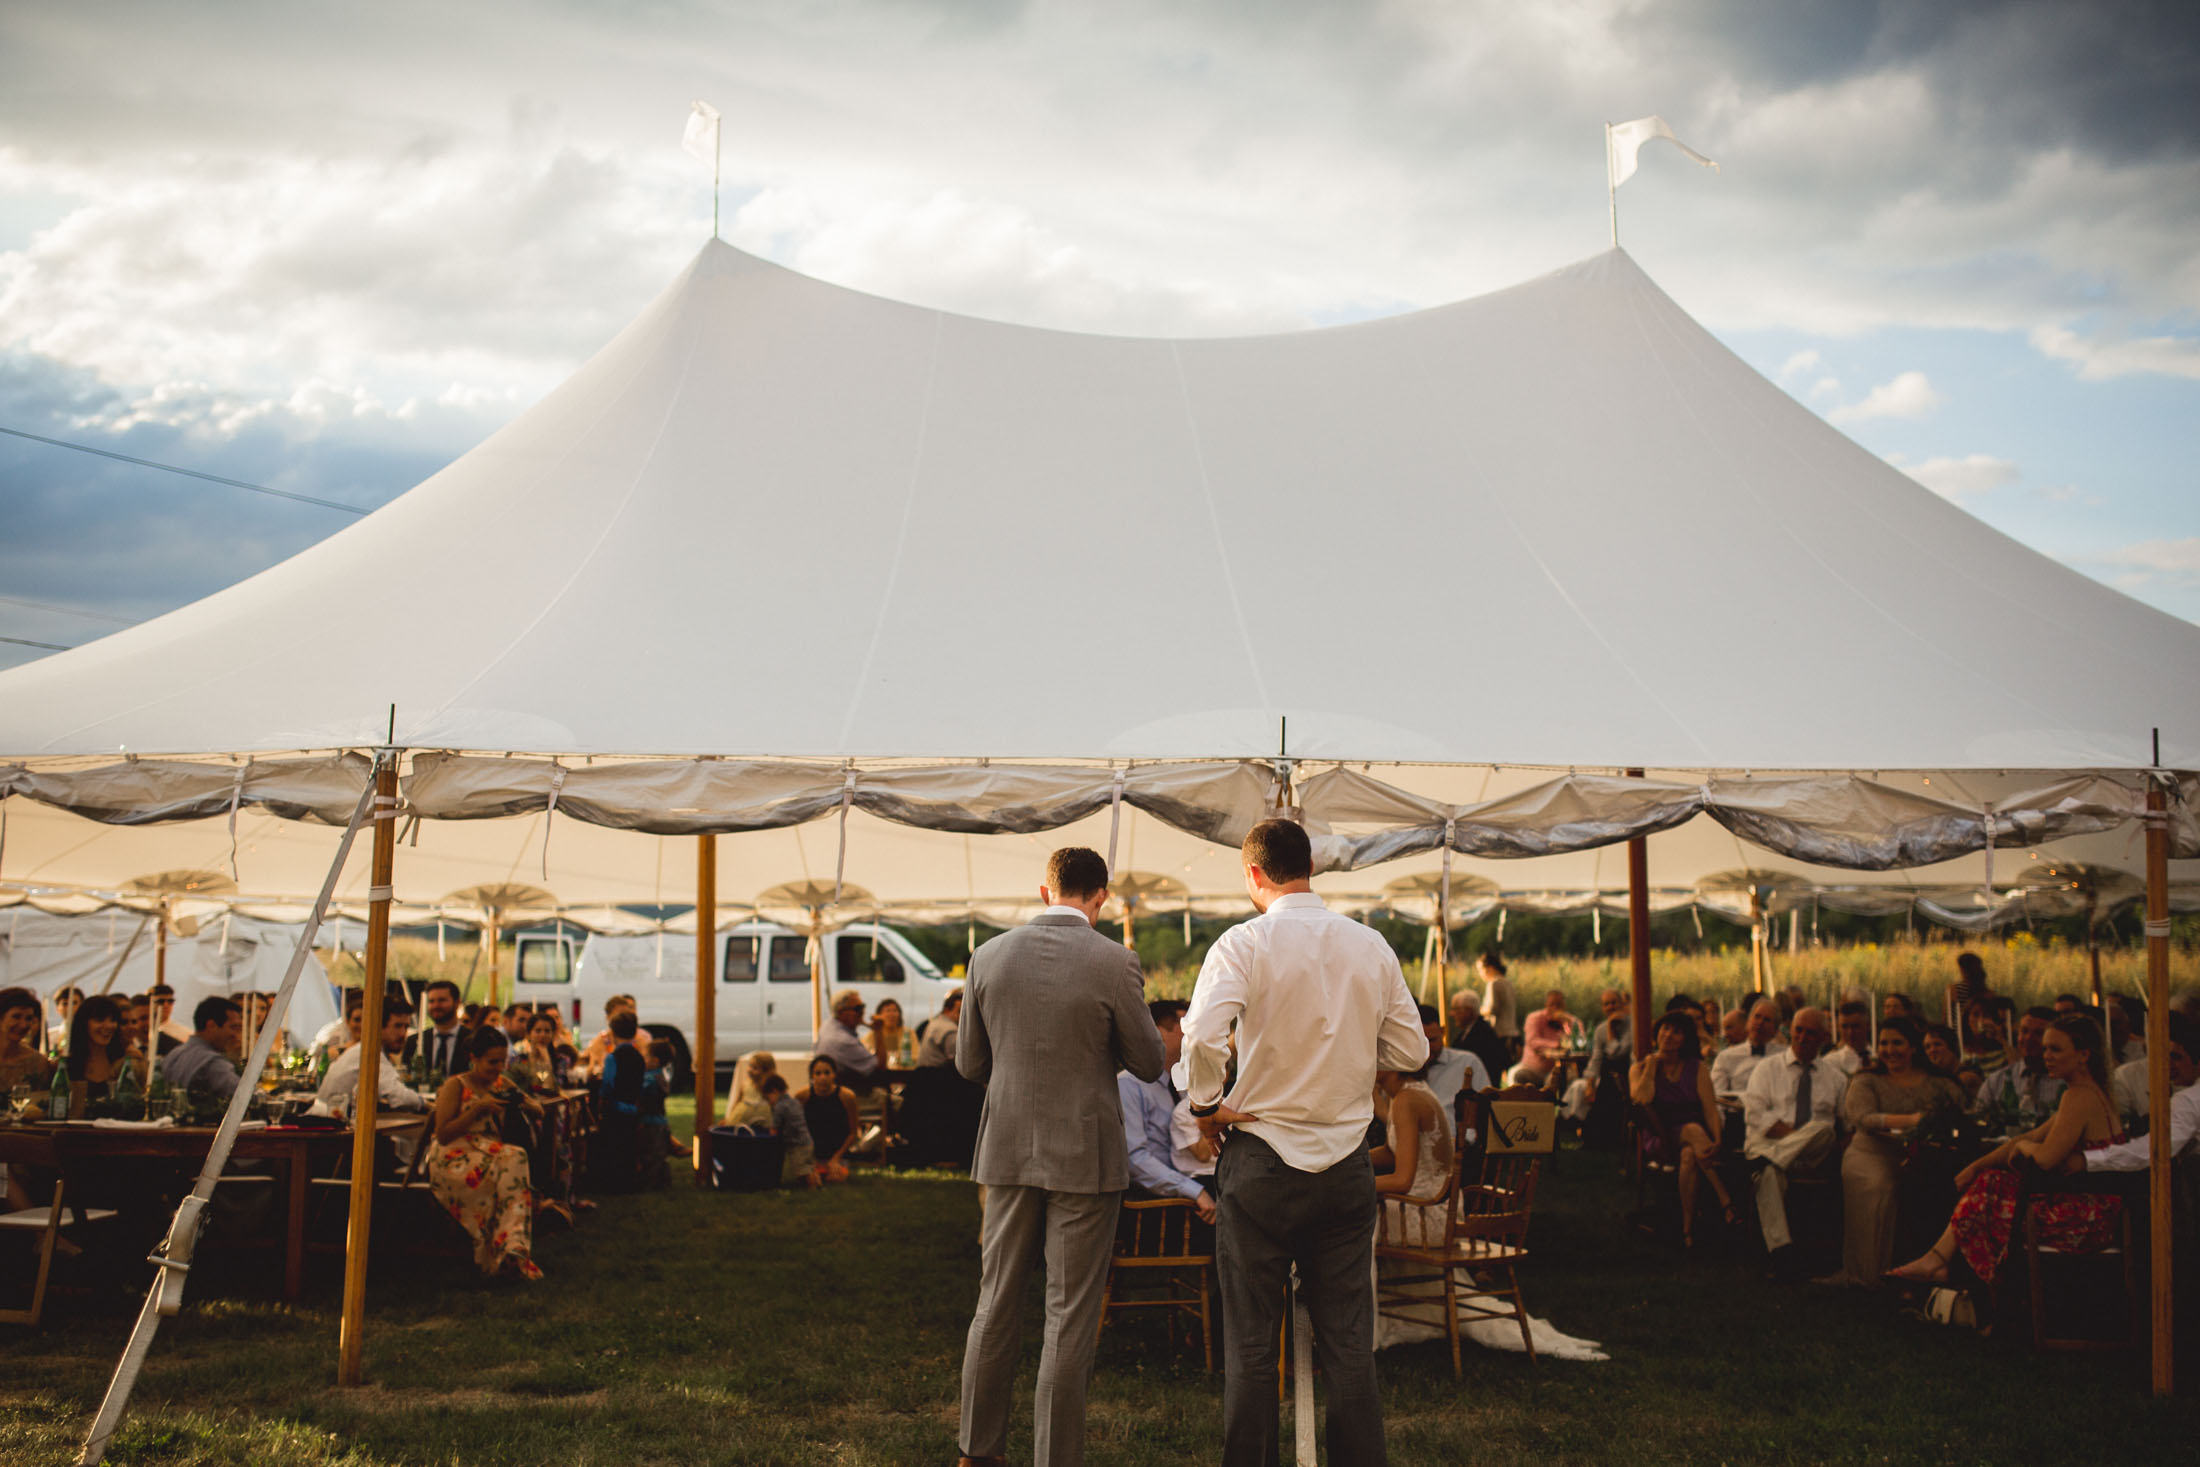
[2086,1082,2199,1172]
[2111,1056,2151,1126]
[1424,1047,1489,1120]
[1826,1045,1868,1080]
[1742,1048,1849,1143]
[1181,892,1426,1173]
[1711,1039,1784,1098]
[317,1043,427,1112]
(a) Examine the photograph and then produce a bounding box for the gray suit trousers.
[959,1184,1121,1467]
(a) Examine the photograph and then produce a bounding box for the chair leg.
[1095,1267,1115,1347]
[23,1179,67,1328]
[1510,1265,1536,1363]
[1444,1262,1462,1381]
[2026,1212,2048,1351]
[1199,1263,1214,1374]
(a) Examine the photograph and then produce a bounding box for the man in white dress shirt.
[317,996,427,1114]
[1825,1001,1873,1080]
[1182,820,1425,1467]
[1711,1000,1786,1099]
[1742,1006,1847,1278]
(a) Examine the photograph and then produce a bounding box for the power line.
[0,424,371,516]
[0,593,138,626]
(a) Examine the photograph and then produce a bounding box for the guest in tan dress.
[1821,1018,1962,1286]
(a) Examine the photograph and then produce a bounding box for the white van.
[511,920,955,1072]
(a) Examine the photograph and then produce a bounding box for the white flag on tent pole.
[1607,115,1719,187]
[681,100,721,166]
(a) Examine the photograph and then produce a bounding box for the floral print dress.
[1950,1134,2125,1284]
[428,1078,539,1278]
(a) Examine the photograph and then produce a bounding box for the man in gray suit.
[956,846,1166,1467]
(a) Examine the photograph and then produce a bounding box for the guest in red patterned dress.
[1888,1014,2121,1287]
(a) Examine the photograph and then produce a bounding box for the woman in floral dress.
[1889,1014,2122,1288]
[429,1026,546,1280]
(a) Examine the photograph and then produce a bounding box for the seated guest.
[1972,1006,2064,1134]
[2051,993,2085,1019]
[1920,1023,1963,1076]
[1741,1006,1846,1278]
[2108,995,2146,1069]
[1372,1061,1454,1243]
[577,994,638,1076]
[637,1039,675,1187]
[503,1003,534,1052]
[1119,1000,1214,1221]
[725,1050,782,1127]
[1818,1018,1962,1286]
[762,1072,817,1187]
[1711,999,1785,1100]
[317,997,427,1113]
[915,989,962,1067]
[1891,1015,2122,1287]
[869,997,908,1070]
[1446,989,1509,1093]
[815,990,884,1093]
[309,988,362,1062]
[1826,1001,1873,1079]
[2071,1014,2198,1176]
[1960,995,2015,1078]
[514,1011,574,1093]
[122,994,152,1062]
[46,985,83,1052]
[65,995,137,1110]
[1631,1011,1737,1248]
[1717,1006,1749,1051]
[147,984,188,1055]
[1882,992,1918,1023]
[428,1025,543,1278]
[800,1056,861,1183]
[1563,989,1631,1147]
[0,987,56,1092]
[1422,1003,1487,1124]
[1509,989,1581,1088]
[402,980,469,1079]
[478,1004,506,1039]
[162,997,245,1105]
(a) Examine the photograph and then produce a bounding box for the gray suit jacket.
[959,913,1165,1193]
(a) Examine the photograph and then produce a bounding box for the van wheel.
[642,1025,693,1091]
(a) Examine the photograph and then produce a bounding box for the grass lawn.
[2,1124,2194,1466]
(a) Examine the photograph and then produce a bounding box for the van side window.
[767,937,811,983]
[516,939,571,985]
[722,935,759,983]
[836,933,905,984]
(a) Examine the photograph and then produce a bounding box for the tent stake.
[338,757,400,1386]
[694,834,717,1185]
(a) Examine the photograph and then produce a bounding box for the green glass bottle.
[47,1062,71,1122]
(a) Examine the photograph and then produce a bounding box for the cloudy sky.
[1,0,2196,670]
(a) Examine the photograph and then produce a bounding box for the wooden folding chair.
[1096,1196,1215,1371]
[0,1180,117,1327]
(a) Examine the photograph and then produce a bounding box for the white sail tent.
[0,238,2193,908]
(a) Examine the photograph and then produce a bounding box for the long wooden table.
[0,1114,424,1303]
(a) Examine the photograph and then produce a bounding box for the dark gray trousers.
[1216,1131,1385,1467]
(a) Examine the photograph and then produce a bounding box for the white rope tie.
[1439,819,1455,966]
[832,770,857,905]
[366,886,392,903]
[1106,769,1126,874]
[226,764,249,881]
[2144,918,2172,939]
[541,765,567,880]
[1981,809,1997,899]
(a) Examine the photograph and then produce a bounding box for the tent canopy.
[0,241,2193,770]
[0,239,2193,914]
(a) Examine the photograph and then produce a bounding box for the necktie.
[1751,1043,1765,1057]
[1793,1061,1813,1129]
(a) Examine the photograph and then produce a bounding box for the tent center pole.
[338,757,399,1385]
[694,834,717,1185]
[2144,778,2173,1395]
[1625,769,1652,1078]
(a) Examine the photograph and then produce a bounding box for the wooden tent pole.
[2086,894,2104,1009]
[1626,770,1652,1072]
[337,756,398,1386]
[486,912,502,1010]
[2144,779,2173,1395]
[155,900,168,992]
[1123,902,1136,953]
[809,908,824,1044]
[693,835,717,1185]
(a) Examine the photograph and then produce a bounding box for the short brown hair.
[1241,819,1312,884]
[1045,846,1110,900]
